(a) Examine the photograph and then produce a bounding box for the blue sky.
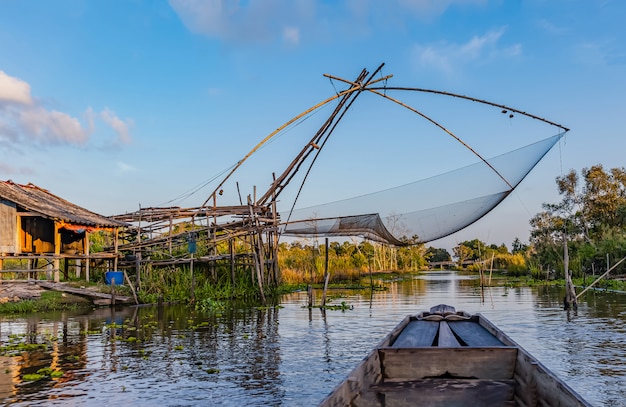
[1,0,625,250]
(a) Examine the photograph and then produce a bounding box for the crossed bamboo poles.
[200,63,569,223]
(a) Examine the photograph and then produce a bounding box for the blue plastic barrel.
[105,271,124,285]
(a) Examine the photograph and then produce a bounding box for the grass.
[0,290,90,314]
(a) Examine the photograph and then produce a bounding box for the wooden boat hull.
[319,305,590,407]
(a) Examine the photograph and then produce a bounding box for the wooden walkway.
[37,281,133,305]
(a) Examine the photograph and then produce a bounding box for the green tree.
[453,244,474,266]
[425,247,451,262]
[511,238,528,254]
[529,164,626,276]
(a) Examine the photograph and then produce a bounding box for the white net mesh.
[281,134,563,244]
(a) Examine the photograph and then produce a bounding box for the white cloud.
[537,19,568,36]
[412,28,521,75]
[0,162,34,176]
[0,71,133,148]
[116,161,136,174]
[101,108,133,144]
[398,0,487,19]
[169,0,263,42]
[19,107,90,145]
[0,71,33,105]
[283,26,300,46]
[168,0,490,47]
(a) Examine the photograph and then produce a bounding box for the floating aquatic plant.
[23,373,44,381]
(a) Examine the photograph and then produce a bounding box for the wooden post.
[248,196,266,304]
[123,270,139,305]
[211,193,217,281]
[271,172,280,286]
[488,253,494,286]
[84,231,90,282]
[168,216,173,256]
[110,279,116,306]
[321,238,330,308]
[53,223,61,282]
[135,204,141,290]
[563,233,577,310]
[255,232,266,305]
[190,252,195,303]
[308,241,315,308]
[113,228,119,271]
[135,253,141,290]
[229,238,235,287]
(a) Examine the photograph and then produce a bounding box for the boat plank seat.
[378,347,518,381]
[369,378,516,407]
[437,321,460,347]
[447,320,505,346]
[391,320,439,347]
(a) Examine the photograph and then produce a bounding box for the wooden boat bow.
[319,304,591,407]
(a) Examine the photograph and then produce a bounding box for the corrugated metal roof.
[0,180,127,228]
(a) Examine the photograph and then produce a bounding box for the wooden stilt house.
[0,180,127,282]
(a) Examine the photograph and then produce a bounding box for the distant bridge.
[428,260,477,268]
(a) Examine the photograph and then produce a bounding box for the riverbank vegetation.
[0,290,89,314]
[2,163,625,313]
[527,164,626,280]
[277,164,626,293]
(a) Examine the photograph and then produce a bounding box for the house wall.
[0,200,17,253]
[21,217,55,253]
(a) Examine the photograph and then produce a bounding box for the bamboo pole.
[136,204,142,290]
[230,238,235,287]
[113,228,119,272]
[264,66,383,212]
[370,86,570,132]
[53,222,61,282]
[577,255,626,299]
[190,251,195,303]
[488,253,494,286]
[123,270,139,305]
[202,84,365,208]
[84,231,90,283]
[322,238,330,307]
[248,196,266,304]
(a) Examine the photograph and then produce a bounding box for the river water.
[0,271,625,406]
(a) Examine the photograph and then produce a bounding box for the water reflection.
[0,272,624,406]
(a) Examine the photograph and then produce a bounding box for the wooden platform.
[37,281,133,305]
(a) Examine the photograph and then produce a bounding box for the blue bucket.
[105,271,124,286]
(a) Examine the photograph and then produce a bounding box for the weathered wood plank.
[448,320,505,346]
[369,378,515,407]
[379,347,517,380]
[319,316,412,407]
[391,320,438,347]
[37,281,132,304]
[318,345,383,407]
[437,321,460,347]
